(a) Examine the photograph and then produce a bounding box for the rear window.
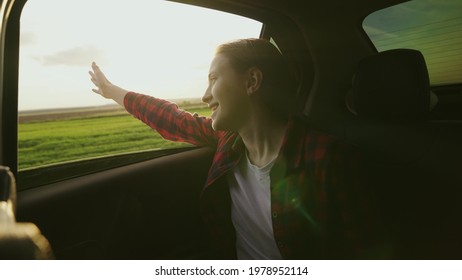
[362,0,462,86]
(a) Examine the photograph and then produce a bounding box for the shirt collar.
[231,116,305,170]
[205,116,305,188]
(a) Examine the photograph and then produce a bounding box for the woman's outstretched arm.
[89,62,128,107]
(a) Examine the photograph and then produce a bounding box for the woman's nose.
[202,87,212,104]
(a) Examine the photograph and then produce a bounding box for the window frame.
[0,0,22,176]
[6,0,266,190]
[3,0,309,190]
[18,146,198,190]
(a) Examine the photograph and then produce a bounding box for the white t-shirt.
[227,152,282,260]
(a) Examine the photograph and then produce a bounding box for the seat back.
[345,49,462,259]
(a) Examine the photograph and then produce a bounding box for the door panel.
[16,147,215,259]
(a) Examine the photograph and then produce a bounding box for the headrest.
[346,49,438,121]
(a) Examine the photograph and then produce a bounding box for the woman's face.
[202,54,252,131]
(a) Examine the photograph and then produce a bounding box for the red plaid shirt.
[125,92,385,259]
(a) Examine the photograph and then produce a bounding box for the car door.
[0,0,271,259]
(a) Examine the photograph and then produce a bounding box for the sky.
[18,0,262,111]
[20,0,461,111]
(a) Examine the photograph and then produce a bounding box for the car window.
[18,0,262,185]
[362,0,462,86]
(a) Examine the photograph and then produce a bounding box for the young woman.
[89,38,384,259]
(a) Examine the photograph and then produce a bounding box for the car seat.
[345,49,462,259]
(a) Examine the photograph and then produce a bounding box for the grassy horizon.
[18,106,211,170]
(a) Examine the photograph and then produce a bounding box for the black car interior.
[0,166,53,259]
[0,0,461,259]
[345,48,462,258]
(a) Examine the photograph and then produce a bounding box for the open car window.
[18,0,262,189]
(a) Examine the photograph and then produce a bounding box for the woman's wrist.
[108,84,129,107]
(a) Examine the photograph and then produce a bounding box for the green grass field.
[18,106,211,170]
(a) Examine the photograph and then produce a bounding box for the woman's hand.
[89,62,128,106]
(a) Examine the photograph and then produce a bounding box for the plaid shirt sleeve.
[124,92,219,147]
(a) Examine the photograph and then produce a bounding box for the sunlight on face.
[19,0,261,110]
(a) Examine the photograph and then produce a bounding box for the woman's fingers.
[89,73,96,83]
[89,62,110,97]
[91,62,109,84]
[89,72,102,96]
[89,62,128,105]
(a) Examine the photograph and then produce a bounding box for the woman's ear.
[246,67,263,95]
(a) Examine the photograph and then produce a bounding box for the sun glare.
[18,0,262,111]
